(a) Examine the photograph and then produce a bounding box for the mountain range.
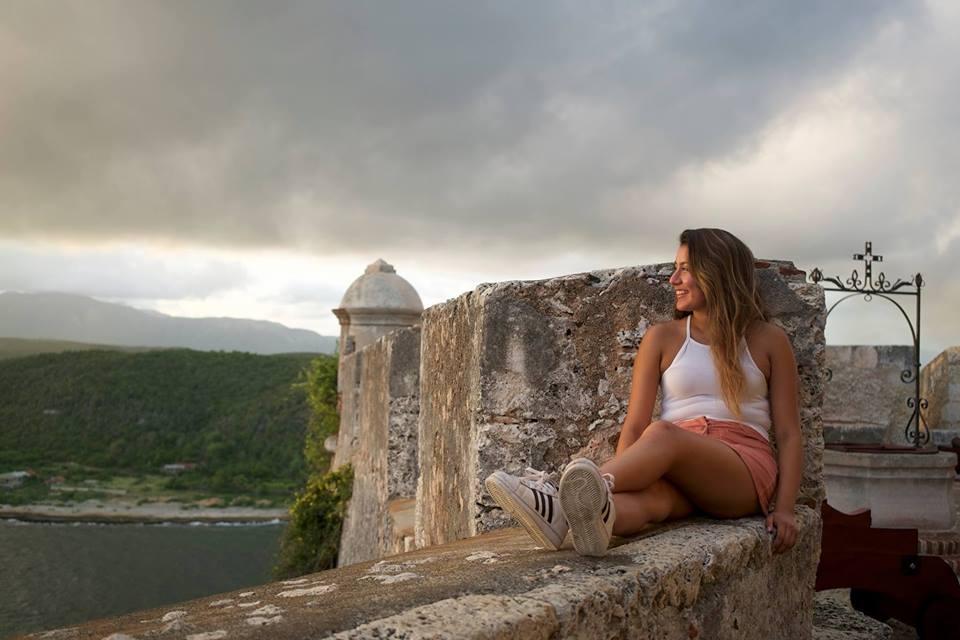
[0,292,337,355]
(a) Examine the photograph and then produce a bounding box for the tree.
[273,464,352,579]
[301,355,339,475]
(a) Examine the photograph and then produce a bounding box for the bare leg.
[601,420,760,518]
[612,480,695,537]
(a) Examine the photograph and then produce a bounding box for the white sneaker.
[485,467,568,550]
[559,458,616,557]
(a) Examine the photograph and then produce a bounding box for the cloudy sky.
[1,1,957,360]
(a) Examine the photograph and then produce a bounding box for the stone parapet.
[823,449,956,529]
[338,327,421,566]
[922,346,960,431]
[417,261,825,547]
[823,345,914,446]
[333,349,363,471]
[30,508,820,640]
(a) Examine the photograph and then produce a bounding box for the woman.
[485,228,802,557]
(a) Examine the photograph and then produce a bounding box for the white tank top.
[659,316,771,440]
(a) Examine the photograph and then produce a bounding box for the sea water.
[0,518,285,639]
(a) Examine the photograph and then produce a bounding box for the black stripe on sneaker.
[546,493,554,523]
[534,489,550,519]
[601,499,610,524]
[532,487,541,515]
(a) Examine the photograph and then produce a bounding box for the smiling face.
[669,244,707,313]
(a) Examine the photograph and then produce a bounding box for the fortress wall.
[332,349,363,471]
[922,346,960,434]
[337,327,421,566]
[821,344,960,446]
[417,261,826,547]
[385,327,421,499]
[415,292,484,547]
[823,345,915,445]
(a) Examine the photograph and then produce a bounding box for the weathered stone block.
[823,449,956,529]
[333,349,363,471]
[922,346,960,433]
[417,261,825,547]
[339,327,421,566]
[823,345,916,445]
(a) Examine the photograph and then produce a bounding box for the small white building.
[0,471,33,488]
[162,463,198,475]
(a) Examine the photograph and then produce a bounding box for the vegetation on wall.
[301,355,340,476]
[274,353,353,578]
[273,464,353,579]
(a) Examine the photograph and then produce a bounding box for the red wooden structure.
[816,501,960,639]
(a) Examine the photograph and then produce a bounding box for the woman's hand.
[765,508,797,554]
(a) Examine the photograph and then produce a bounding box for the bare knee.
[617,420,681,464]
[639,420,677,441]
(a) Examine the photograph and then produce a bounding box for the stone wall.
[922,346,960,436]
[416,261,826,548]
[333,349,363,471]
[337,327,421,566]
[823,345,915,445]
[820,345,960,446]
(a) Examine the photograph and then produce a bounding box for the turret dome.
[339,259,423,313]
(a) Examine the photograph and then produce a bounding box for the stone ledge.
[824,449,957,472]
[824,450,956,529]
[26,507,819,640]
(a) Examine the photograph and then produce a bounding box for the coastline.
[0,500,289,525]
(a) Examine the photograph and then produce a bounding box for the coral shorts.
[673,416,779,513]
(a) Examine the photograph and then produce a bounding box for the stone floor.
[813,590,891,640]
[813,590,917,640]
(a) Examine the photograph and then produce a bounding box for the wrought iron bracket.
[808,242,928,447]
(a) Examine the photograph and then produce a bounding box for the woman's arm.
[615,323,664,455]
[766,324,803,553]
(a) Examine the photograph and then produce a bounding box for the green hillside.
[0,349,325,495]
[0,337,155,360]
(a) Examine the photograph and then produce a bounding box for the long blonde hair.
[676,228,766,418]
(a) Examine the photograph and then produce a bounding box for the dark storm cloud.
[0,0,921,256]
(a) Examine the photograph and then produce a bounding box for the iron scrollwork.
[808,242,928,447]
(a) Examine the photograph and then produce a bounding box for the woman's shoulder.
[643,318,686,347]
[649,318,686,337]
[748,320,793,350]
[638,319,687,371]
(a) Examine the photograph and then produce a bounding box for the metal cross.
[853,241,883,284]
[806,239,927,446]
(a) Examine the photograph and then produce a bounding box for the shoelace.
[522,467,557,490]
[601,472,615,492]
